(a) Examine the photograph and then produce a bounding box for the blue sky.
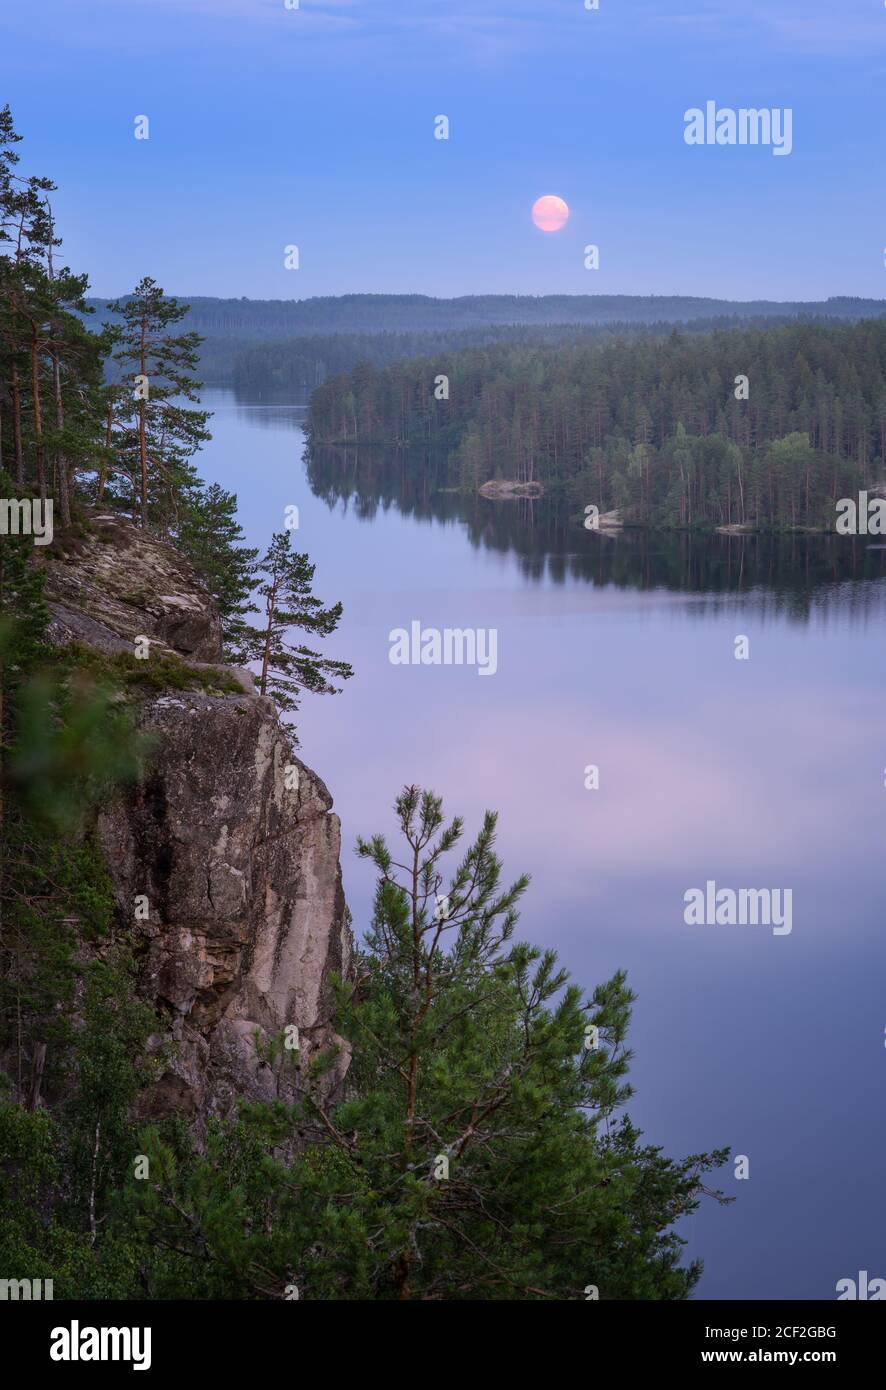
[4,0,886,299]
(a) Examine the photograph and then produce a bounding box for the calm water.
[200,386,886,1301]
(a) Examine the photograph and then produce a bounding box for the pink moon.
[532,195,569,233]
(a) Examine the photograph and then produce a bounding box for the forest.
[306,321,886,531]
[228,314,846,394]
[85,290,886,337]
[0,104,733,1301]
[82,290,886,388]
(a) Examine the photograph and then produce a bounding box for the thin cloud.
[650,0,886,54]
[6,0,885,68]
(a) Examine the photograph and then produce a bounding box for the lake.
[199,385,886,1301]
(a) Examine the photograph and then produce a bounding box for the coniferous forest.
[307,322,886,530]
[227,315,854,394]
[0,106,735,1302]
[82,289,886,391]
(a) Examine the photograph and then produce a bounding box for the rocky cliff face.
[44,516,352,1123]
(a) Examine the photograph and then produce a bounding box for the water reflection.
[306,444,886,621]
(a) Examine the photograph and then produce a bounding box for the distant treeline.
[229,316,851,392]
[82,292,886,385]
[233,325,657,391]
[86,291,886,335]
[306,320,886,531]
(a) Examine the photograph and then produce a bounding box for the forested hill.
[83,293,886,386]
[85,292,886,335]
[228,317,833,393]
[306,319,886,532]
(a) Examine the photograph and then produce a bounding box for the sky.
[3,1,886,303]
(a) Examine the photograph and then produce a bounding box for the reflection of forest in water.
[305,444,886,622]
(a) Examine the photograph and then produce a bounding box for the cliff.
[43,515,352,1123]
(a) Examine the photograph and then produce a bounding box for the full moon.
[532,195,569,233]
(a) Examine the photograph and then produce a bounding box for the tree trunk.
[138,321,148,525]
[11,363,24,489]
[737,455,745,523]
[30,332,46,499]
[51,351,71,527]
[97,396,114,503]
[89,1118,102,1246]
[27,1042,47,1112]
[259,589,276,696]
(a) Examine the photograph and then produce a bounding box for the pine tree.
[0,105,56,496]
[336,786,731,1299]
[105,277,210,528]
[122,786,731,1300]
[175,482,259,658]
[41,204,106,528]
[247,530,353,714]
[0,107,106,513]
